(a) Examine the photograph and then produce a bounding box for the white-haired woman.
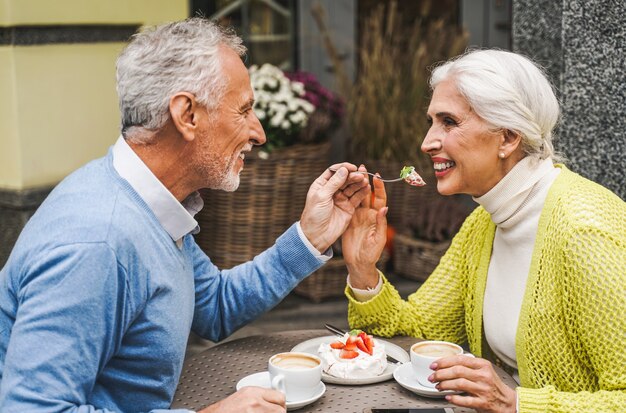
[341,49,625,413]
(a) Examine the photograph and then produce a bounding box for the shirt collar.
[473,156,556,226]
[112,136,202,243]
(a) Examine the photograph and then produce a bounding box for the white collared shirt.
[111,136,329,260]
[112,136,201,248]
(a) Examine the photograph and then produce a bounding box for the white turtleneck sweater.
[350,157,560,379]
[475,156,559,376]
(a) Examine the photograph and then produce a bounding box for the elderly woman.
[341,49,625,413]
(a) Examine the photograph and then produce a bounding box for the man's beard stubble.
[194,147,241,192]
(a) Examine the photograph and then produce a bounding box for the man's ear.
[169,92,198,142]
[499,129,523,157]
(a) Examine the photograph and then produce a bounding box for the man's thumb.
[324,167,348,193]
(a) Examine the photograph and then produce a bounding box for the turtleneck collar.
[473,157,557,227]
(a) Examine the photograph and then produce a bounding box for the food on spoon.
[318,329,387,378]
[400,165,426,187]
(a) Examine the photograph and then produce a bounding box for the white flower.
[291,81,305,95]
[248,63,316,145]
[254,108,266,120]
[301,101,315,113]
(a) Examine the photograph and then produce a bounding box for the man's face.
[193,46,266,192]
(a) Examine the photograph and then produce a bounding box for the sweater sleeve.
[346,223,471,344]
[190,223,325,341]
[0,243,127,413]
[518,225,626,412]
[0,242,195,413]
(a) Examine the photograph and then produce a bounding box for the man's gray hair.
[430,49,561,161]
[116,17,246,140]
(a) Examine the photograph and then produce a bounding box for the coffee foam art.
[412,342,460,358]
[271,353,320,369]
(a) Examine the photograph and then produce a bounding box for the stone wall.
[513,0,625,200]
[0,187,52,265]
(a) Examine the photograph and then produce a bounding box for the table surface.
[172,330,517,412]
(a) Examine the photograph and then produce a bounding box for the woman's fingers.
[372,174,388,210]
[431,356,517,413]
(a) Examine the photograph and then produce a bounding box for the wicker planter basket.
[293,251,389,303]
[392,233,450,282]
[194,143,330,269]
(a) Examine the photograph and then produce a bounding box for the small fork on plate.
[327,168,404,183]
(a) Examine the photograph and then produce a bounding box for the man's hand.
[430,355,517,413]
[300,163,369,253]
[197,386,286,413]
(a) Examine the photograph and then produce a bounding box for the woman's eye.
[443,117,457,126]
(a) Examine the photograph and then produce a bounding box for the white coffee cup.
[410,340,464,388]
[268,352,322,402]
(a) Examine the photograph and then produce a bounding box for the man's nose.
[250,113,266,145]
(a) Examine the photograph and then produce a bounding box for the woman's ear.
[169,92,198,142]
[499,129,523,157]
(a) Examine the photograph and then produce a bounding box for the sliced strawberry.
[355,337,368,353]
[339,349,359,359]
[344,335,359,351]
[330,341,345,349]
[359,333,374,355]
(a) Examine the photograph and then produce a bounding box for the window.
[192,0,295,69]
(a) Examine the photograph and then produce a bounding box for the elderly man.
[0,18,368,413]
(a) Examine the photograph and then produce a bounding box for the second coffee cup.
[268,352,322,402]
[410,340,464,388]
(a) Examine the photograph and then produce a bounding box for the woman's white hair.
[430,49,561,161]
[116,17,246,141]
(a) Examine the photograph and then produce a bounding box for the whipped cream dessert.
[318,332,387,379]
[400,165,426,187]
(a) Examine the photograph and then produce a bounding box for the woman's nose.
[421,128,440,154]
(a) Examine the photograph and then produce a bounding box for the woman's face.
[421,79,511,197]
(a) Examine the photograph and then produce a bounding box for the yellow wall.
[0,47,22,188]
[0,0,188,190]
[13,44,125,187]
[0,0,187,26]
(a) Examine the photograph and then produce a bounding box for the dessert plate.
[236,371,326,411]
[291,335,410,385]
[393,362,462,398]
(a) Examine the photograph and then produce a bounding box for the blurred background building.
[1,0,624,269]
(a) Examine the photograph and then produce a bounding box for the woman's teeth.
[434,161,455,171]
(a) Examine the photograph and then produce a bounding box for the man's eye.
[426,116,433,125]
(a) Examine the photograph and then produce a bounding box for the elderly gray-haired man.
[0,18,368,413]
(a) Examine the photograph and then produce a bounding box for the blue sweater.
[0,151,324,412]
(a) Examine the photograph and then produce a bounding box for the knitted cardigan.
[346,166,625,412]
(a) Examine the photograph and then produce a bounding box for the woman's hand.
[430,355,517,413]
[341,165,388,289]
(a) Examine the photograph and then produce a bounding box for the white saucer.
[393,362,462,398]
[236,371,326,410]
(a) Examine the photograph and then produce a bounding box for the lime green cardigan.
[346,166,625,412]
